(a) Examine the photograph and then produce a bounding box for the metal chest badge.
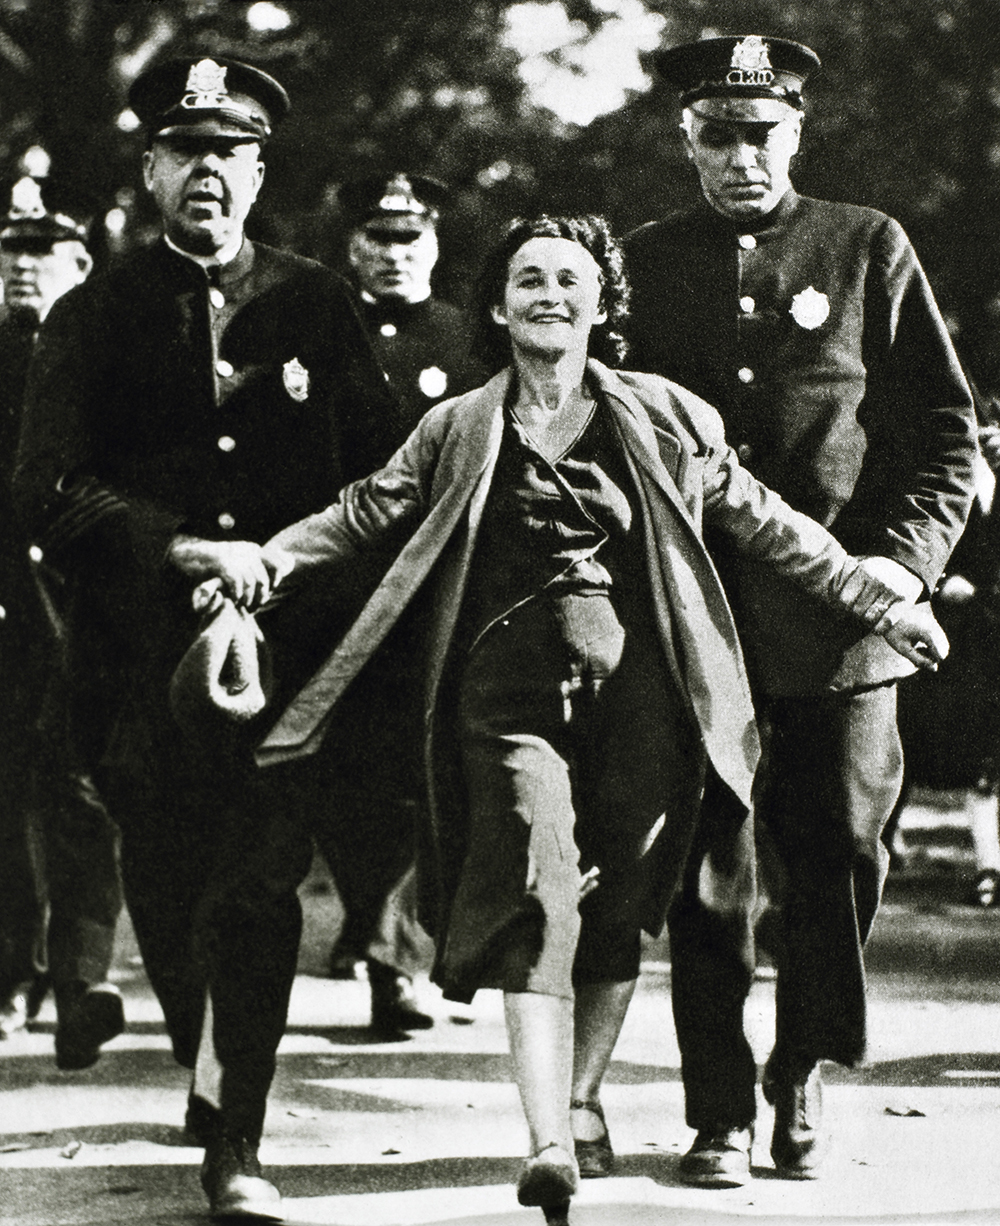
[789,286,830,331]
[282,357,310,402]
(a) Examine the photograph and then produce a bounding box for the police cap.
[128,57,290,142]
[339,173,451,238]
[654,35,820,123]
[0,175,95,249]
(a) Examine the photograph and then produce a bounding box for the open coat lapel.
[256,374,508,765]
[589,365,760,806]
[257,361,759,807]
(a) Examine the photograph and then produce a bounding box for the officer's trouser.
[670,683,901,1127]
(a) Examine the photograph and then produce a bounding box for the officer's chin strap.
[192,992,223,1112]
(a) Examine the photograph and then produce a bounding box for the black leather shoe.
[54,982,125,1070]
[570,1098,614,1178]
[201,1134,282,1220]
[678,1126,753,1187]
[368,960,433,1034]
[763,1061,826,1179]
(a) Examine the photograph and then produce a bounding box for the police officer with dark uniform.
[309,173,485,1031]
[0,172,124,1068]
[622,36,976,1185]
[338,172,485,469]
[15,58,396,1219]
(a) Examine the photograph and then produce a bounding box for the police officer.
[338,172,486,469]
[15,58,396,1219]
[622,36,976,1185]
[0,172,124,1068]
[309,173,485,1031]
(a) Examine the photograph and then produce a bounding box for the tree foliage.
[2,0,1000,389]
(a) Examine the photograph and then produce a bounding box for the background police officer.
[338,172,485,470]
[623,35,976,1186]
[307,173,486,1033]
[0,171,124,1069]
[14,57,396,1219]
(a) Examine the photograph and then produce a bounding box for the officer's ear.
[141,148,156,192]
[490,303,508,327]
[678,111,696,162]
[346,230,367,272]
[251,155,265,200]
[786,111,804,155]
[75,247,93,284]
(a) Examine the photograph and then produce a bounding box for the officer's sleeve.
[842,218,977,589]
[14,287,185,577]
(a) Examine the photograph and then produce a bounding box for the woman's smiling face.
[492,236,606,362]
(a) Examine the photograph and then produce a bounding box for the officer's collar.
[360,291,431,324]
[698,187,800,238]
[161,232,255,285]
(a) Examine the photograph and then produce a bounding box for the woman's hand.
[876,601,949,670]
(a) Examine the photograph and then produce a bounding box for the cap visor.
[156,117,263,140]
[1,221,78,243]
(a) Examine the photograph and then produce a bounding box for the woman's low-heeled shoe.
[517,1142,579,1214]
[570,1098,614,1178]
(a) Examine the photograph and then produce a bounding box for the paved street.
[3,808,1000,1226]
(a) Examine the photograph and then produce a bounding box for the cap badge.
[181,59,229,111]
[727,36,774,87]
[282,356,310,402]
[377,175,425,215]
[789,285,830,331]
[10,176,46,220]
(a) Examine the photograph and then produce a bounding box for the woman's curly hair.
[471,214,630,373]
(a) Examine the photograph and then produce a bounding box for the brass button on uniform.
[28,545,43,563]
[380,323,397,338]
[738,234,757,250]
[217,436,236,452]
[740,296,755,313]
[216,359,234,378]
[218,512,235,530]
[737,367,755,384]
[209,288,225,309]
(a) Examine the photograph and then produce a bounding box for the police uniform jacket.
[253,361,904,943]
[624,191,976,695]
[1,317,39,625]
[13,238,397,731]
[355,295,486,475]
[0,316,53,749]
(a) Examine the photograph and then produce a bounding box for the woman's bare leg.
[571,978,636,1140]
[505,990,574,1155]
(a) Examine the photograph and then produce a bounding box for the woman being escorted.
[249,217,944,1223]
